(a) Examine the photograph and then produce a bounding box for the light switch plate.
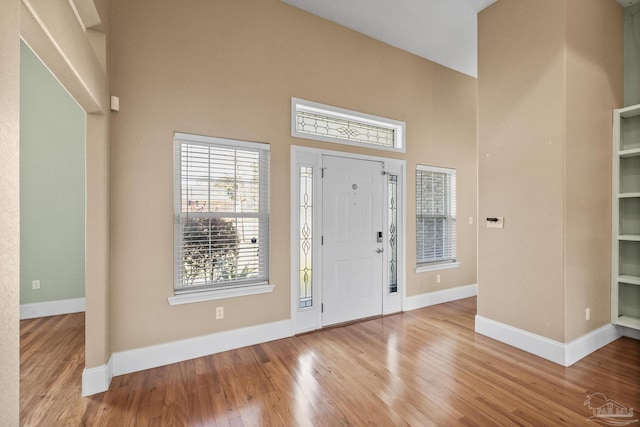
[486,217,504,229]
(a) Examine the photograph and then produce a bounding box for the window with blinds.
[174,133,269,293]
[416,166,456,266]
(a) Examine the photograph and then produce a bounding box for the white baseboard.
[112,319,292,377]
[82,357,113,396]
[623,326,640,340]
[82,319,293,396]
[475,315,566,364]
[404,283,477,312]
[20,297,85,320]
[565,324,622,366]
[475,316,623,367]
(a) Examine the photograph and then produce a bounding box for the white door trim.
[290,145,406,334]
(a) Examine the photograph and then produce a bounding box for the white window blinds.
[174,133,269,292]
[416,165,456,266]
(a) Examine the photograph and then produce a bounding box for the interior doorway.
[19,40,86,318]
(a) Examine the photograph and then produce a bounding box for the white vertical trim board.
[475,316,623,367]
[20,297,86,320]
[404,284,477,312]
[82,356,113,396]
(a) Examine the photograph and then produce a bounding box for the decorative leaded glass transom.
[296,111,395,148]
[291,98,406,153]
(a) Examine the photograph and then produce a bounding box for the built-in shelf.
[617,315,640,330]
[613,104,640,332]
[618,275,640,286]
[619,192,640,198]
[620,148,640,157]
[619,104,640,119]
[618,235,640,241]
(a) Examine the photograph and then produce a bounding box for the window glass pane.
[175,136,269,292]
[388,174,398,294]
[416,168,456,265]
[292,98,405,152]
[296,110,395,148]
[299,166,313,308]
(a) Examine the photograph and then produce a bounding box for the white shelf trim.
[618,192,640,198]
[617,235,640,241]
[618,104,640,119]
[617,315,640,329]
[618,275,640,286]
[619,148,640,157]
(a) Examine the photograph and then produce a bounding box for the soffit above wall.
[281,0,497,78]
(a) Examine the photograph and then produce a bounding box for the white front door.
[322,155,384,326]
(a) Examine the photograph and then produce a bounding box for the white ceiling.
[281,0,497,78]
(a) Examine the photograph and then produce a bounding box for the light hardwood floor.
[21,297,640,426]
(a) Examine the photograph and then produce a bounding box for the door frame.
[290,145,406,334]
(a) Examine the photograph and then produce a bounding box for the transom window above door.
[291,97,406,153]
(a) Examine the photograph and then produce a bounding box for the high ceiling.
[281,0,497,78]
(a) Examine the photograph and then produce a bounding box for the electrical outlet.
[32,280,40,290]
[436,274,441,283]
[216,306,224,320]
[469,216,474,225]
[586,307,590,321]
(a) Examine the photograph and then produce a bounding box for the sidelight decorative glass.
[299,166,313,308]
[388,174,398,294]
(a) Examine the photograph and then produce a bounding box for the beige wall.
[110,0,477,352]
[478,0,567,342]
[565,0,623,341]
[478,0,623,343]
[0,1,20,424]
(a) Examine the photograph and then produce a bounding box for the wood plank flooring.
[21,297,640,426]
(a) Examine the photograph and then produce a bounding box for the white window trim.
[168,283,275,306]
[291,97,406,153]
[170,132,271,305]
[415,261,460,273]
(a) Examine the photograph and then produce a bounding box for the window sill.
[415,262,460,273]
[168,283,275,306]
